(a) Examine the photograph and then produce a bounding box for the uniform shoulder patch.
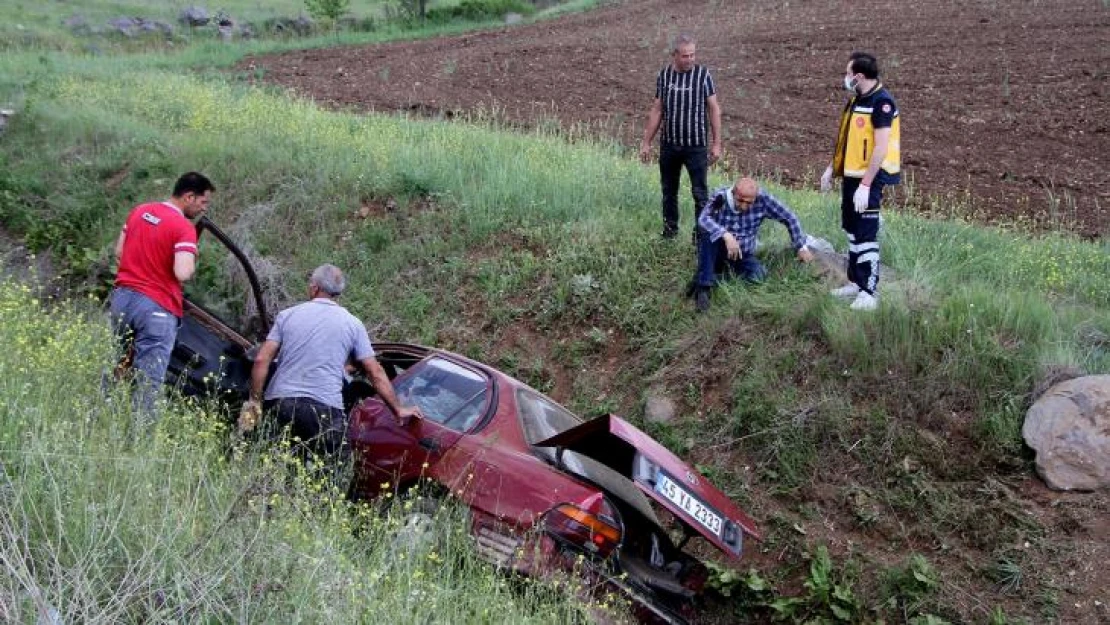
[881,103,892,113]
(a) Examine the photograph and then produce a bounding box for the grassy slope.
[1,4,1109,624]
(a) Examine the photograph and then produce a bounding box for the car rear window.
[394,357,490,431]
[517,388,583,446]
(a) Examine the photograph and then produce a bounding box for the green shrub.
[768,546,862,623]
[881,554,941,618]
[304,0,351,22]
[426,0,537,22]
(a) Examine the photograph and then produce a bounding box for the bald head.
[733,178,760,210]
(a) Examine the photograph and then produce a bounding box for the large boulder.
[261,15,314,36]
[140,19,174,36]
[1023,375,1110,491]
[179,6,210,27]
[107,16,140,37]
[106,17,173,37]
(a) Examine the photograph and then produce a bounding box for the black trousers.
[660,143,709,235]
[841,177,885,295]
[264,396,350,472]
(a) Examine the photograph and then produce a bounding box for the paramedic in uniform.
[819,52,901,311]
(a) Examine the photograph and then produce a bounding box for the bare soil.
[242,0,1110,237]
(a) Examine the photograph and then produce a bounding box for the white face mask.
[843,75,858,92]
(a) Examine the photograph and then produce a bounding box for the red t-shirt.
[114,201,197,317]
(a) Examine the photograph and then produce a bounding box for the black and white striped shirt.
[655,65,716,147]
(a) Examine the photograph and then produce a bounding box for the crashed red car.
[346,343,761,624]
[166,218,761,624]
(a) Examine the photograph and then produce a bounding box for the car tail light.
[542,493,623,558]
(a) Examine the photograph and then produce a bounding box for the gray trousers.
[109,287,179,423]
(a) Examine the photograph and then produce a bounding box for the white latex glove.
[819,166,833,192]
[853,184,870,213]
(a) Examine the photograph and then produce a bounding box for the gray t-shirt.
[263,298,375,409]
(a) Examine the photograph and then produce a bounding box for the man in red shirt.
[110,172,214,420]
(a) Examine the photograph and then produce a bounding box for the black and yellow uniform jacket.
[832,84,901,183]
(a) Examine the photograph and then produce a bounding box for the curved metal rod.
[194,215,271,339]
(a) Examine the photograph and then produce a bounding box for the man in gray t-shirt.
[241,264,421,466]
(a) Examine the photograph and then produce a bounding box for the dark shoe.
[695,287,710,313]
[683,279,697,299]
[661,227,678,240]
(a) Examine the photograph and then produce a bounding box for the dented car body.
[346,344,761,623]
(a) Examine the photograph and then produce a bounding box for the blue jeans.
[660,143,709,235]
[695,234,767,287]
[109,287,179,421]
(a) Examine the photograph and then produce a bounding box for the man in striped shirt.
[110,172,213,420]
[639,34,722,241]
[692,178,814,312]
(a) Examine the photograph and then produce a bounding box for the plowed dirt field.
[243,0,1109,237]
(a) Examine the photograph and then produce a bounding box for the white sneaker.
[849,291,878,311]
[830,283,861,299]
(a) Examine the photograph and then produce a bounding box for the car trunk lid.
[535,414,760,558]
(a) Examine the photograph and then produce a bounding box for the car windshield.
[394,357,489,431]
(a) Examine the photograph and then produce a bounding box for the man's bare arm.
[249,340,280,402]
[639,98,663,163]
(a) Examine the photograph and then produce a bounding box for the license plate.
[654,472,723,536]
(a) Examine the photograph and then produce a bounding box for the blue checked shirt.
[697,186,808,257]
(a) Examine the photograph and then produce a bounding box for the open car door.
[165,216,269,407]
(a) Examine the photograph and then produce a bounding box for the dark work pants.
[264,396,350,479]
[841,177,885,295]
[660,143,709,236]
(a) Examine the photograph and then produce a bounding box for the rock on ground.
[644,394,676,424]
[1023,374,1110,491]
[179,6,210,26]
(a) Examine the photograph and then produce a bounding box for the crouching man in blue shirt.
[692,177,814,312]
